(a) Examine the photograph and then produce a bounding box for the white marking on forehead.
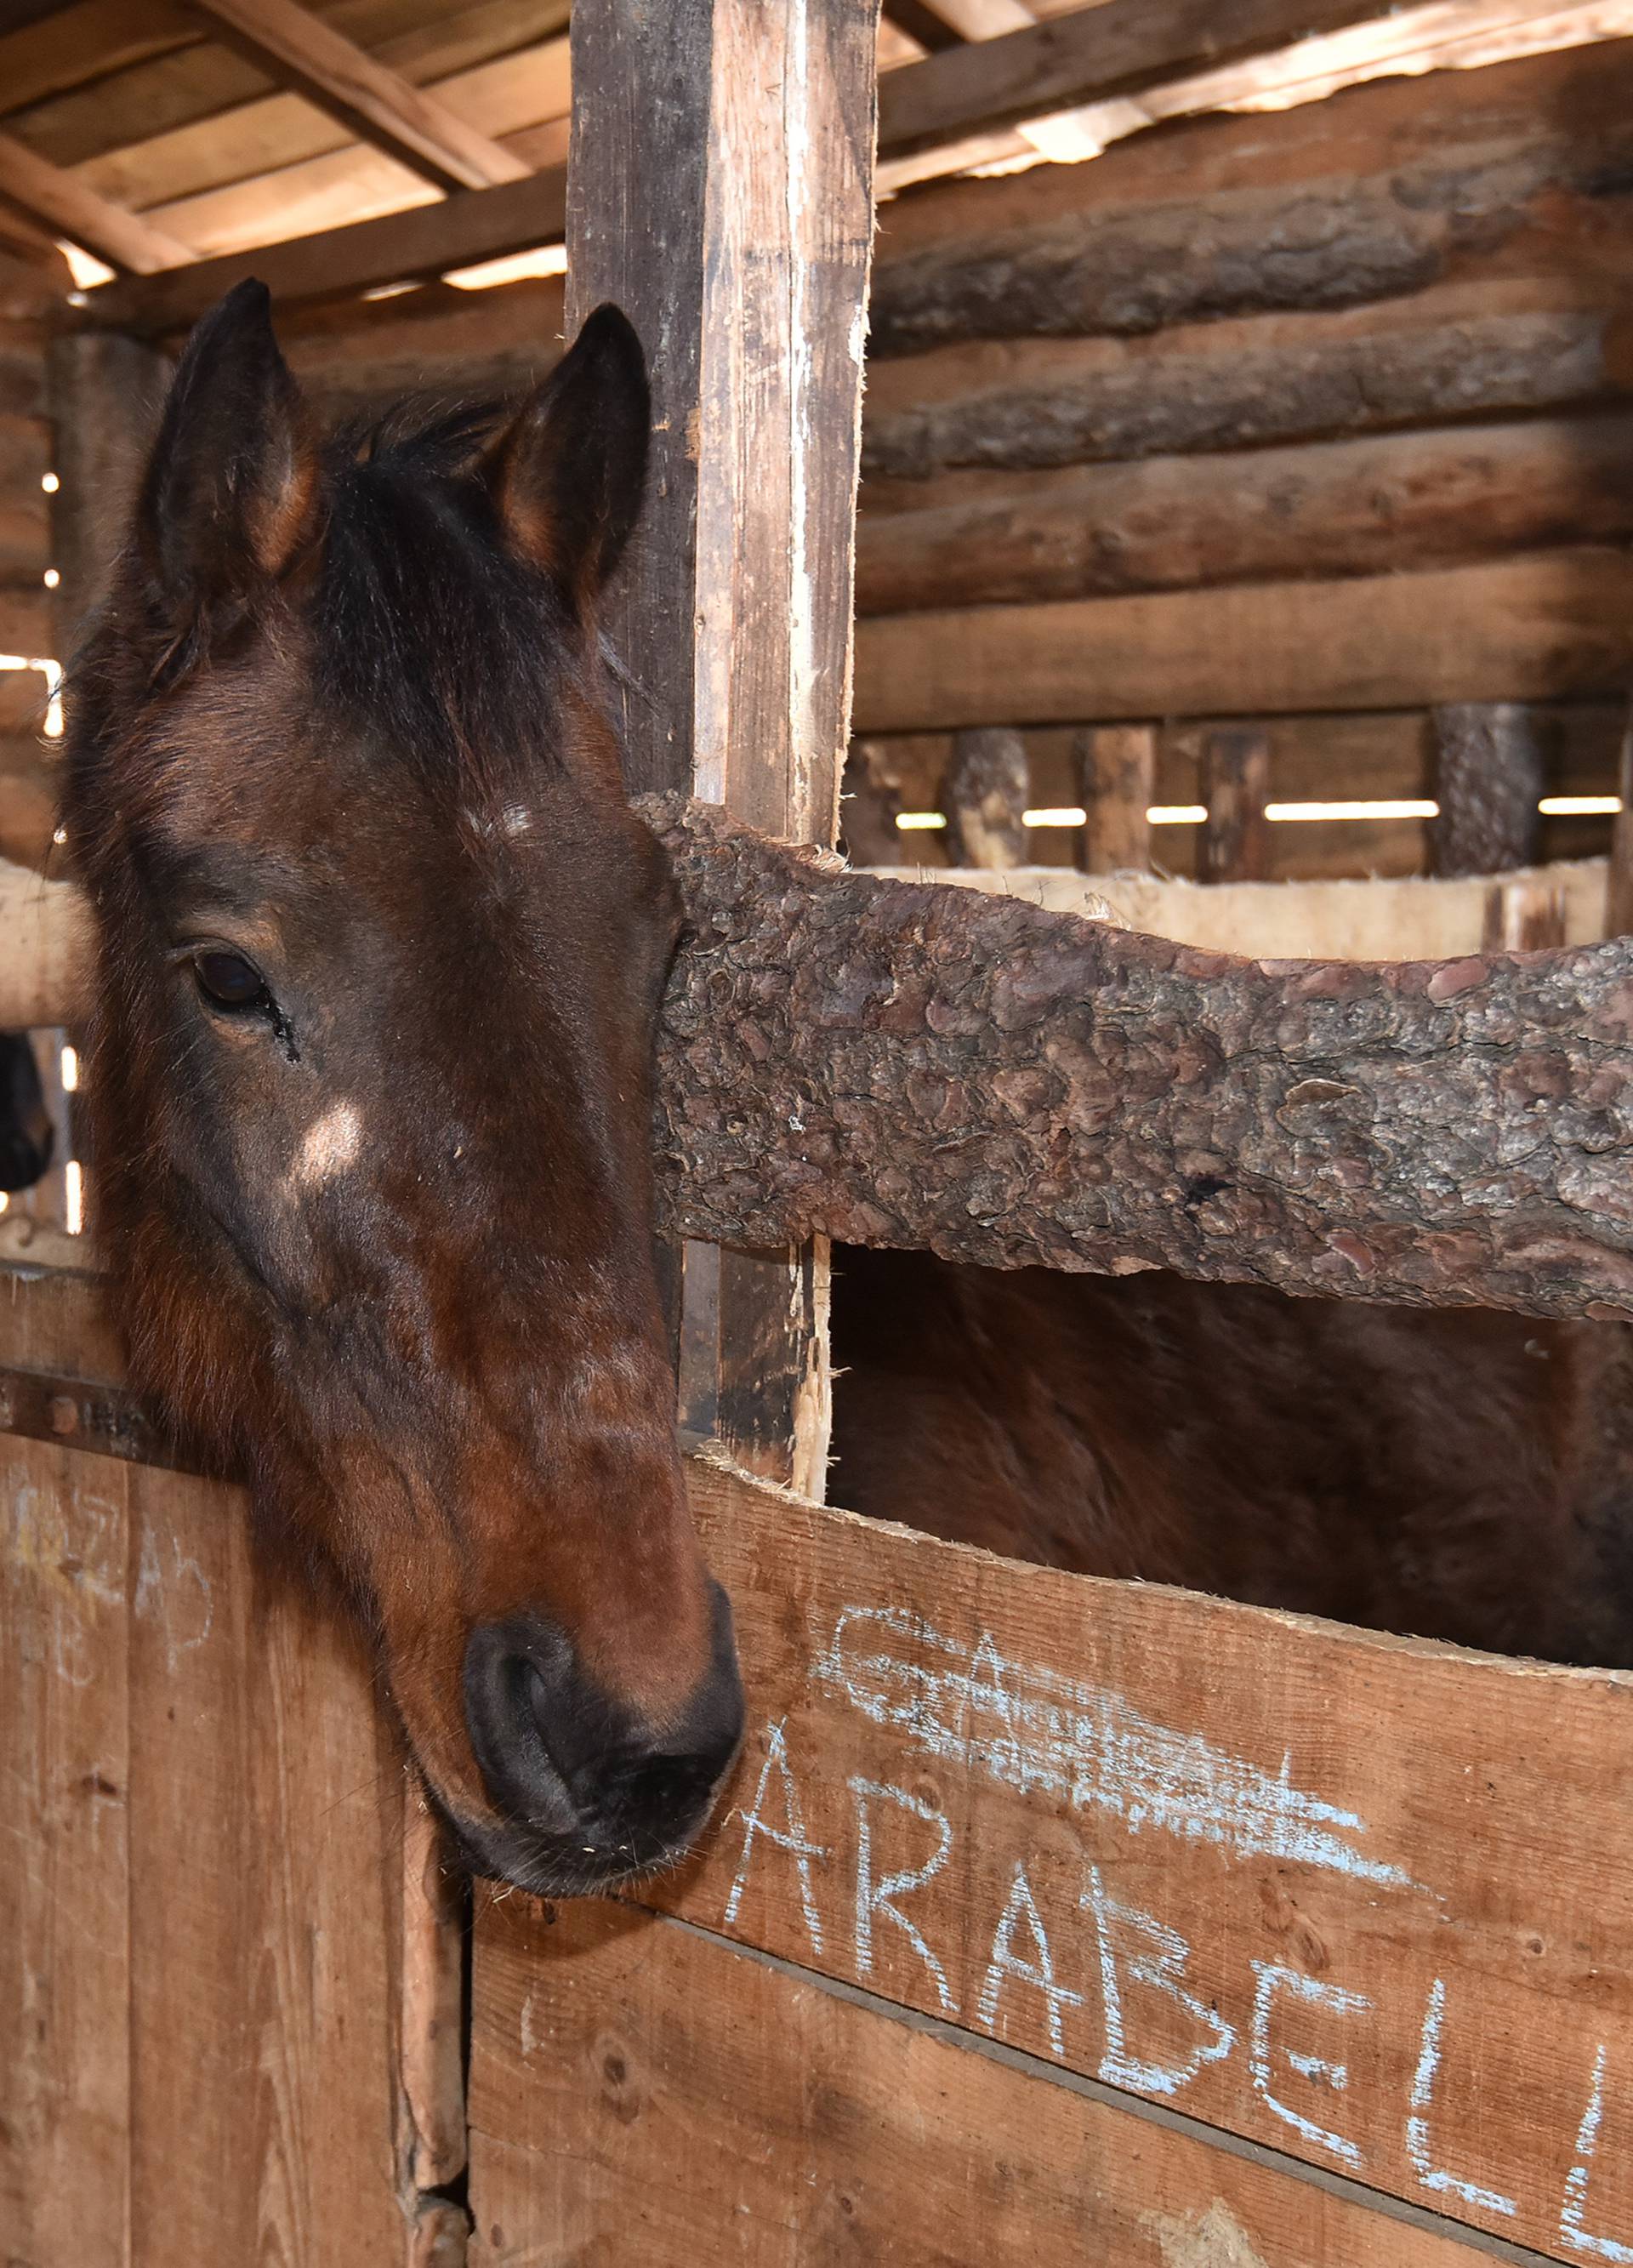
[287,1101,363,1194]
[500,804,534,840]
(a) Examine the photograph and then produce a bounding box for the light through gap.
[65,1162,83,1237]
[60,1046,78,1094]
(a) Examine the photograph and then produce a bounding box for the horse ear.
[486,303,650,612]
[135,277,317,632]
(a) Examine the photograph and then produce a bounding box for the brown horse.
[830,1246,1633,1667]
[64,282,741,1895]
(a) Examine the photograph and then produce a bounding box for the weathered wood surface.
[0,127,193,275]
[1075,723,1152,875]
[184,0,529,193]
[860,296,1624,489]
[47,328,171,656]
[868,857,1612,961]
[1432,702,1545,879]
[874,0,1404,160]
[946,724,1027,869]
[0,1423,444,2265]
[1199,727,1270,886]
[500,1450,1633,2263]
[856,413,1633,613]
[82,168,570,334]
[470,1899,1488,2267]
[568,0,875,1493]
[646,798,1633,1322]
[852,551,1633,732]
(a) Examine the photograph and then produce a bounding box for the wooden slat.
[567,0,876,1490]
[1200,725,1270,883]
[580,1454,1633,2259]
[854,550,1633,732]
[0,128,194,274]
[0,1439,131,2264]
[183,0,530,192]
[876,0,1408,157]
[469,1898,1494,2266]
[48,329,172,655]
[81,165,566,332]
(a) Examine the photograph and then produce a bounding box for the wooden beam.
[946,726,1027,867]
[879,0,964,51]
[0,131,194,276]
[853,551,1633,734]
[1431,702,1545,878]
[876,0,1405,158]
[183,0,529,194]
[646,796,1633,1324]
[81,168,567,335]
[568,0,877,1492]
[856,414,1633,616]
[1075,723,1152,873]
[1200,727,1270,884]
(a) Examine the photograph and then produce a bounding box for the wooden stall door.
[468,1454,1633,2268]
[0,1271,463,2268]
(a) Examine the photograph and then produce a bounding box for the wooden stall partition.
[565,0,877,1494]
[0,1265,465,2266]
[469,1451,1633,2267]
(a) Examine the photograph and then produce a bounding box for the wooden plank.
[567,0,876,1489]
[0,128,194,273]
[183,0,529,191]
[1199,727,1270,884]
[946,724,1027,867]
[81,166,567,333]
[1075,724,1152,873]
[852,551,1633,732]
[856,413,1633,614]
[1431,702,1545,877]
[875,0,1404,157]
[469,1897,1493,2267]
[593,1454,1633,2259]
[0,1435,130,2266]
[868,855,1613,959]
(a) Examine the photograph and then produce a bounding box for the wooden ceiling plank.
[879,0,965,52]
[82,162,566,329]
[181,0,528,191]
[879,0,1427,156]
[0,129,193,273]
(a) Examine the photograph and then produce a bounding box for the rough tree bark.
[645,798,1633,1325]
[1432,703,1545,877]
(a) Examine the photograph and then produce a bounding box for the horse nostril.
[461,1602,743,1866]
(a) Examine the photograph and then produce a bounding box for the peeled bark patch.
[645,797,1633,1323]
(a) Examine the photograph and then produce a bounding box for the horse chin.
[432,1799,693,1900]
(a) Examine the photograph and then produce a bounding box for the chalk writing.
[1562,2046,1633,2264]
[1408,1978,1516,2217]
[1083,1863,1235,2099]
[976,1861,1083,2060]
[849,1776,958,2014]
[1250,1961,1369,2168]
[134,1527,213,1674]
[816,1604,1418,1887]
[723,1717,828,1957]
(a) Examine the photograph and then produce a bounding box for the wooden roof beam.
[183,0,529,193]
[83,168,567,333]
[0,129,194,276]
[878,0,1422,157]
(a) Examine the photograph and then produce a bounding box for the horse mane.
[310,392,585,794]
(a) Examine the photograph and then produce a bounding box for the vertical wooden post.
[1482,877,1567,952]
[947,726,1027,869]
[1431,702,1545,878]
[1607,708,1633,936]
[566,0,878,1490]
[1076,722,1153,873]
[1199,726,1270,883]
[45,330,171,659]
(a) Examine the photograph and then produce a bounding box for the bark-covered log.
[856,413,1633,614]
[646,797,1633,1324]
[868,144,1633,356]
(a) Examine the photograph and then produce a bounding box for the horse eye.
[193,950,270,1012]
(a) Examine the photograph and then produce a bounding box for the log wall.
[849,39,1633,881]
